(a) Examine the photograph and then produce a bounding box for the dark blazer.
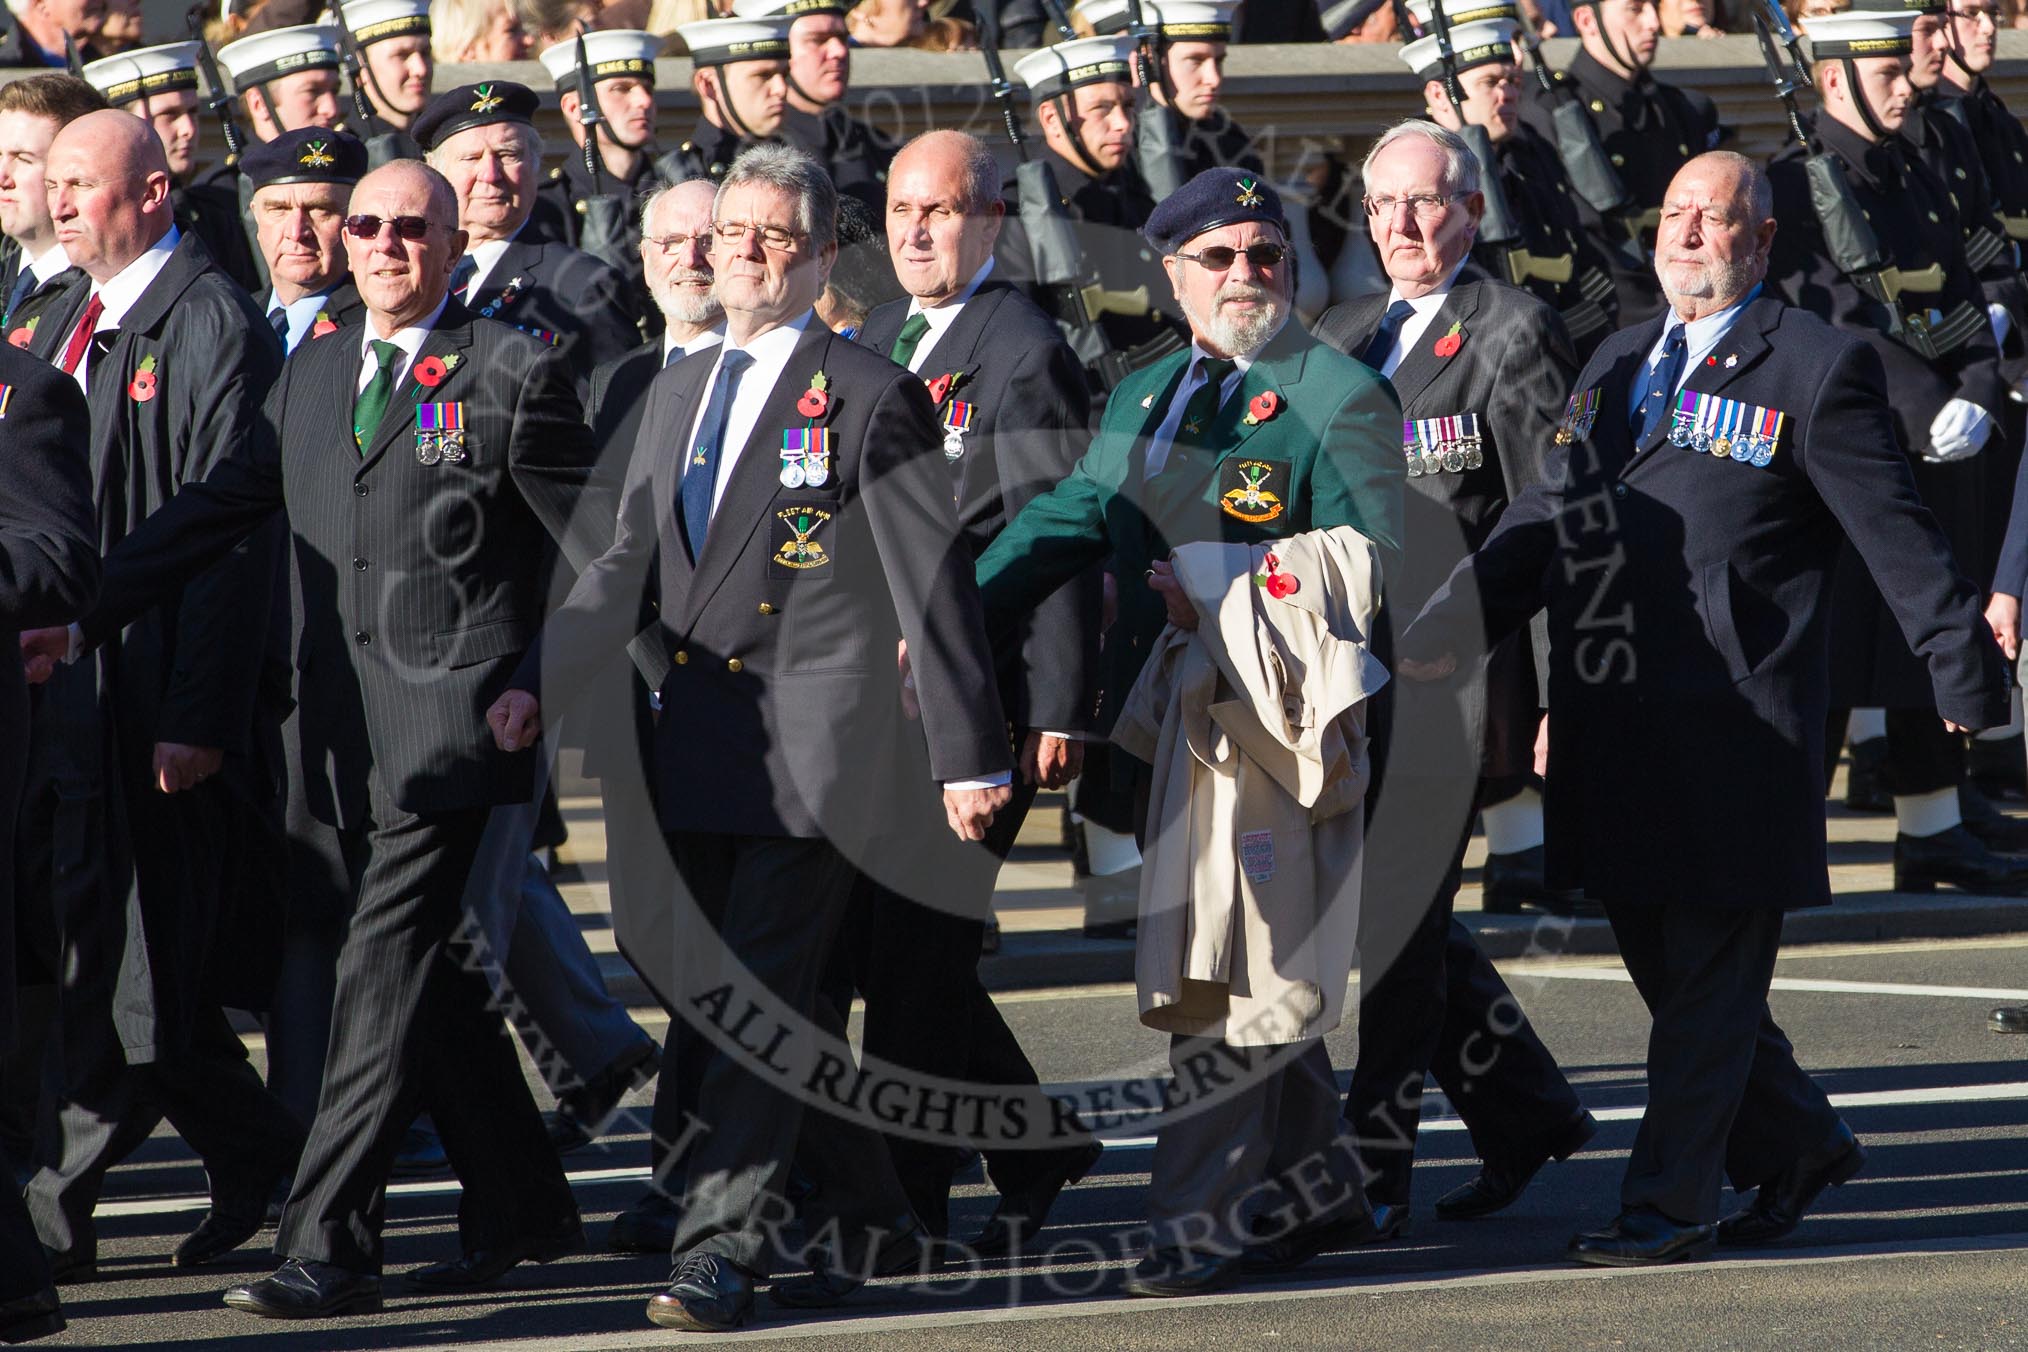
[519,315,1012,843]
[463,232,642,389]
[2,251,82,352]
[1314,264,1576,778]
[857,280,1100,734]
[0,345,99,1048]
[81,301,598,830]
[1405,296,2009,910]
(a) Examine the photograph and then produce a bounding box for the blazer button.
[1612,483,1628,499]
[354,483,368,496]
[727,657,744,672]
[355,630,371,645]
[674,651,688,665]
[352,557,367,570]
[758,602,775,615]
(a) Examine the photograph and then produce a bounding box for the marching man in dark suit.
[836,128,1102,1258]
[1312,119,1598,1229]
[489,144,1015,1333]
[0,342,99,1347]
[977,167,1403,1296]
[21,109,305,1281]
[1402,151,2009,1266]
[29,156,592,1316]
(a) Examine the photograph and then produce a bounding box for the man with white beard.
[976,166,1403,1297]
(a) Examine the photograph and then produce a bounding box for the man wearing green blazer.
[974,166,1403,1297]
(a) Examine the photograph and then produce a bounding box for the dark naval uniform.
[660,117,760,186]
[1168,105,1263,180]
[459,234,643,389]
[174,178,264,294]
[1523,45,1725,325]
[1313,264,1594,1209]
[1482,124,1621,360]
[780,104,895,210]
[528,149,671,299]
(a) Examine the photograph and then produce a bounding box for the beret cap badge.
[1235,176,1263,208]
[299,140,336,169]
[470,83,504,112]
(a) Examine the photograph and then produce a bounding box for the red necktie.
[59,294,104,375]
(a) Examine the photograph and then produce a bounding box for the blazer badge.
[770,505,834,574]
[1218,458,1289,524]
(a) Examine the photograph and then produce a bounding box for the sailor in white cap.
[331,0,433,141]
[83,41,264,292]
[1073,0,1256,179]
[666,16,792,182]
[532,28,665,248]
[732,0,895,206]
[216,22,344,142]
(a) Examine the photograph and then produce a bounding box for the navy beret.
[411,80,540,152]
[1143,167,1287,254]
[241,128,368,190]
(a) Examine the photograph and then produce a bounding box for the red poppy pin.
[128,353,158,403]
[1243,390,1282,426]
[1255,549,1300,598]
[414,355,448,388]
[1433,321,1463,359]
[311,313,339,339]
[7,316,37,349]
[925,370,965,407]
[797,369,831,420]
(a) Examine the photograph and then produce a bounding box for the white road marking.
[1499,964,2028,1001]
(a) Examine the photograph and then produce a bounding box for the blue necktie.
[4,266,34,324]
[1361,298,1415,370]
[1633,324,1687,445]
[681,348,754,562]
[449,255,478,302]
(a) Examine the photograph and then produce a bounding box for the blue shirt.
[1627,284,1761,414]
[267,288,338,356]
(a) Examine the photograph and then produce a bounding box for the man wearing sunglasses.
[30,154,599,1318]
[1313,118,1599,1234]
[414,79,642,391]
[977,166,1404,1297]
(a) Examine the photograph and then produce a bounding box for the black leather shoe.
[607,1195,678,1254]
[1958,782,2028,852]
[174,1195,269,1268]
[0,1287,63,1345]
[41,1250,92,1286]
[1991,1004,2028,1034]
[223,1259,383,1318]
[405,1218,585,1290]
[1567,1208,1715,1267]
[645,1253,754,1332]
[1892,825,2028,895]
[1123,1246,1243,1297]
[770,1220,934,1308]
[391,1122,448,1176]
[1968,733,2027,802]
[1436,1112,1598,1221]
[1240,1201,1409,1274]
[542,1112,595,1155]
[1718,1125,1865,1246]
[1843,738,1891,812]
[964,1139,1104,1258]
[1480,846,1602,917]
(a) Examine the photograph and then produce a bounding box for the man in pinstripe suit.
[31,157,595,1317]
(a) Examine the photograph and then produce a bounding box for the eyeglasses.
[1173,241,1288,271]
[712,219,807,250]
[646,232,708,254]
[343,213,436,241]
[1364,192,1465,221]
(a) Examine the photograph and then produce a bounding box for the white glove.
[1923,398,1996,463]
[1990,302,2014,350]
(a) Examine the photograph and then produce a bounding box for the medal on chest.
[1402,412,1484,478]
[942,400,975,460]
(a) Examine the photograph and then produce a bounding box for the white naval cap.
[1403,0,1523,29]
[537,29,661,90]
[674,16,793,67]
[730,0,850,21]
[216,23,343,92]
[1012,35,1134,100]
[1072,0,1237,38]
[329,0,431,46]
[1800,6,1917,58]
[1399,16,1522,79]
[82,40,201,106]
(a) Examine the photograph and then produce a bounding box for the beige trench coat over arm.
[1113,526,1390,1048]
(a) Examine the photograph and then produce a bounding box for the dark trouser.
[662,831,916,1277]
[0,1176,50,1302]
[276,778,575,1273]
[821,780,1074,1235]
[22,773,304,1257]
[1344,782,1584,1207]
[1884,709,1963,798]
[1604,901,1842,1225]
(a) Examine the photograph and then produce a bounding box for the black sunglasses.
[1173,241,1287,272]
[343,213,436,241]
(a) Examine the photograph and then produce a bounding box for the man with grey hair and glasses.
[490,142,1014,1332]
[1313,118,1598,1234]
[1401,150,2006,1267]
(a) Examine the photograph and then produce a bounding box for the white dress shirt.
[1371,256,1470,378]
[902,256,995,374]
[357,296,450,392]
[661,322,725,367]
[68,225,179,388]
[460,225,522,299]
[24,242,70,287]
[1144,339,1262,479]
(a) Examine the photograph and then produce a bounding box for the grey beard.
[1184,283,1289,358]
[652,273,724,327]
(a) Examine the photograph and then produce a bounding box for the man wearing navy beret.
[977,165,1404,1298]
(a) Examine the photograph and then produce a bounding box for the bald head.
[342,157,470,336]
[886,130,1005,305]
[354,157,461,230]
[46,107,174,280]
[1653,151,1777,320]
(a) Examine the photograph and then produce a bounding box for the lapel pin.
[1724,353,1738,368]
[1140,393,1154,409]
